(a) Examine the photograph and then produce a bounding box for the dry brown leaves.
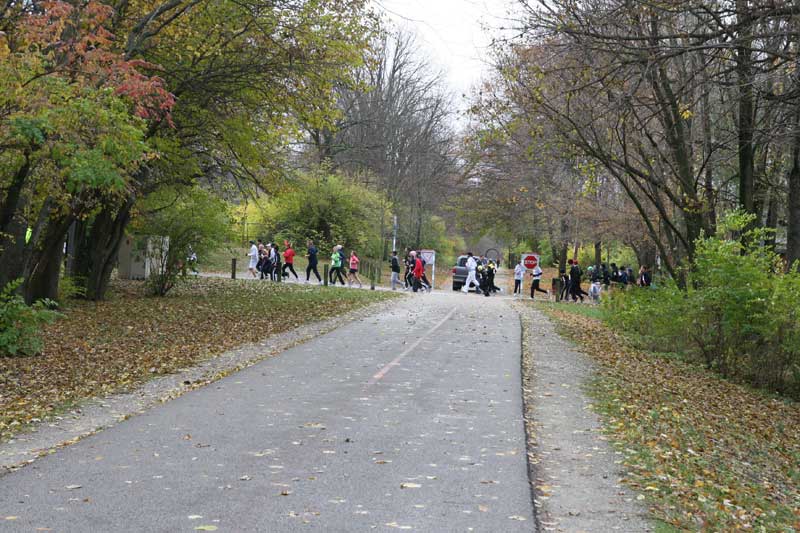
[546,307,800,531]
[0,278,396,442]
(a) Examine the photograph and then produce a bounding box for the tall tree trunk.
[558,217,569,271]
[701,71,717,233]
[75,196,136,300]
[736,0,756,217]
[594,241,602,269]
[25,215,72,303]
[788,132,800,271]
[763,188,778,249]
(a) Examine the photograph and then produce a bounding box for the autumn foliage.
[18,1,175,123]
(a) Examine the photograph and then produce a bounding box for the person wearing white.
[530,264,548,299]
[461,252,480,293]
[247,241,259,278]
[514,261,525,296]
[589,281,602,303]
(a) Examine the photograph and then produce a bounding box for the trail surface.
[0,292,534,532]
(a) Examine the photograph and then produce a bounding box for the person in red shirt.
[282,242,298,280]
[411,251,424,292]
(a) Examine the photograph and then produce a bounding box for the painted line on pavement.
[368,307,457,384]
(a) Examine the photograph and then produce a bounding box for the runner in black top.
[306,239,321,283]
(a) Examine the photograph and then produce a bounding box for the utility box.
[118,236,168,280]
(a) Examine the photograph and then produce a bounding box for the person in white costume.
[247,240,259,278]
[461,252,480,293]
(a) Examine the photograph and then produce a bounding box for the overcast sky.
[371,0,520,115]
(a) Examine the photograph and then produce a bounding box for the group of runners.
[246,239,298,281]
[460,252,502,297]
[510,257,655,303]
[246,239,364,288]
[390,249,433,292]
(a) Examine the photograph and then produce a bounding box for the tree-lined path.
[0,294,534,532]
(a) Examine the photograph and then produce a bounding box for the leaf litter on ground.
[538,303,800,531]
[0,278,397,442]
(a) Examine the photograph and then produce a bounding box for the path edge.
[0,297,402,475]
[518,309,542,533]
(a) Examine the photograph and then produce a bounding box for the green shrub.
[58,276,87,302]
[606,211,800,397]
[132,186,234,296]
[0,279,62,356]
[604,279,688,353]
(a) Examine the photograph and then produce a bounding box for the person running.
[403,250,414,290]
[347,250,363,288]
[417,251,432,292]
[618,266,628,286]
[530,264,548,299]
[306,240,321,283]
[265,243,275,280]
[271,243,281,281]
[477,262,491,296]
[282,242,298,280]
[390,250,401,290]
[487,260,501,292]
[247,240,259,278]
[337,245,346,282]
[514,260,525,296]
[570,260,588,302]
[461,252,480,293]
[411,251,424,292]
[559,266,570,301]
[257,240,269,279]
[330,245,345,285]
[589,280,602,303]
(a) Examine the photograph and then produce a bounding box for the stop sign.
[522,253,539,269]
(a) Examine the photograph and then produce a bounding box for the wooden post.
[323,265,329,286]
[370,264,376,290]
[231,258,237,279]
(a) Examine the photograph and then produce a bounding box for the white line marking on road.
[368,307,457,384]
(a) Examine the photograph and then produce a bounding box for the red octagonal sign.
[522,253,539,269]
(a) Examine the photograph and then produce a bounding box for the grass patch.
[0,278,398,442]
[542,307,800,531]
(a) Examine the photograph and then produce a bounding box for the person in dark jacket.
[404,250,415,290]
[476,263,491,296]
[390,250,401,290]
[570,260,588,302]
[272,243,282,281]
[618,267,628,286]
[487,260,501,292]
[559,266,570,301]
[306,240,321,283]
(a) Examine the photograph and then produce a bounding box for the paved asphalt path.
[0,292,534,532]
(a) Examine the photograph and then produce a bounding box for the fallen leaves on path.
[543,304,800,531]
[0,278,396,442]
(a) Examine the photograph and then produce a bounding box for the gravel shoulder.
[515,301,651,532]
